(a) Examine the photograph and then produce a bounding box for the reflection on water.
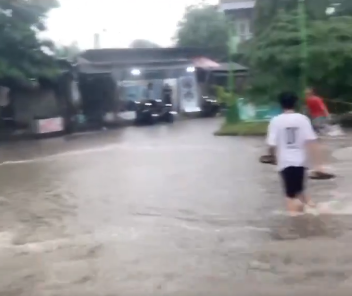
[0,119,351,294]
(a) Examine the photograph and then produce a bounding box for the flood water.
[0,118,352,295]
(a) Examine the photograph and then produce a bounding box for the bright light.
[186,66,195,73]
[326,3,340,15]
[131,69,141,76]
[326,7,335,15]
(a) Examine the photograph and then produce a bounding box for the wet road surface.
[1,118,352,295]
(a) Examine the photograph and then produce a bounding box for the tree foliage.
[54,42,80,61]
[0,0,59,82]
[129,39,160,48]
[253,0,331,35]
[335,0,352,16]
[175,4,228,57]
[247,10,352,103]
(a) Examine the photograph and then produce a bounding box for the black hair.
[278,91,298,110]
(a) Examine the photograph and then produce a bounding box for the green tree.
[129,39,160,48]
[0,0,59,81]
[253,0,330,36]
[247,11,352,103]
[175,4,228,57]
[55,42,80,61]
[335,0,352,16]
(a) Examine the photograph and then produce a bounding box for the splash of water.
[273,200,352,216]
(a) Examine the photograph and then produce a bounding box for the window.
[236,19,251,38]
[239,22,247,34]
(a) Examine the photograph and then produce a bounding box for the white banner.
[37,117,64,134]
[179,75,200,113]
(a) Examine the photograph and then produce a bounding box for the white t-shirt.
[266,113,317,170]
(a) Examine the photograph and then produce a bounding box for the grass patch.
[215,121,269,136]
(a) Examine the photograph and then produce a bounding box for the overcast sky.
[44,0,218,49]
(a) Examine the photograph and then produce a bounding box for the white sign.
[37,117,64,134]
[179,75,200,113]
[118,111,136,121]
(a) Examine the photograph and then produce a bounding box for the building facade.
[219,0,255,42]
[77,48,224,117]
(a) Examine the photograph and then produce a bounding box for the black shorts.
[280,166,306,198]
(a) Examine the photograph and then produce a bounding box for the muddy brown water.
[0,118,352,295]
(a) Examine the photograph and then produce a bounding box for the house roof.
[79,47,216,64]
[193,57,220,68]
[77,48,248,74]
[211,62,248,72]
[78,60,192,75]
[219,0,255,11]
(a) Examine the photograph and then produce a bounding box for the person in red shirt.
[305,87,330,134]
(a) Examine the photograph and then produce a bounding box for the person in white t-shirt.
[266,92,323,214]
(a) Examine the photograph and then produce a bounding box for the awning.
[192,57,220,69]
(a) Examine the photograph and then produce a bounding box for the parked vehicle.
[134,100,154,125]
[158,102,174,123]
[200,96,220,117]
[135,99,175,125]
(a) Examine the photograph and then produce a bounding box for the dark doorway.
[79,73,116,128]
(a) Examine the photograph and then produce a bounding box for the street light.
[326,3,340,16]
[131,69,141,76]
[326,7,335,15]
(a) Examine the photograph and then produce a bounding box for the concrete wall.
[11,89,60,126]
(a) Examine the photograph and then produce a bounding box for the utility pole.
[93,28,107,49]
[94,33,100,49]
[226,22,240,124]
[298,0,307,101]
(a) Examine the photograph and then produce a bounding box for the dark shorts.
[280,166,306,198]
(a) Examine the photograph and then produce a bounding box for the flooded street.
[1,118,352,295]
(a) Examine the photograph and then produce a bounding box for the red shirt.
[306,95,328,118]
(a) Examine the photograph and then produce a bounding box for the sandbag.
[259,155,336,180]
[259,155,276,165]
[309,171,336,180]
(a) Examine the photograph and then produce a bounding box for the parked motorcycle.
[134,100,154,125]
[158,102,175,123]
[134,99,175,125]
[200,96,220,117]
